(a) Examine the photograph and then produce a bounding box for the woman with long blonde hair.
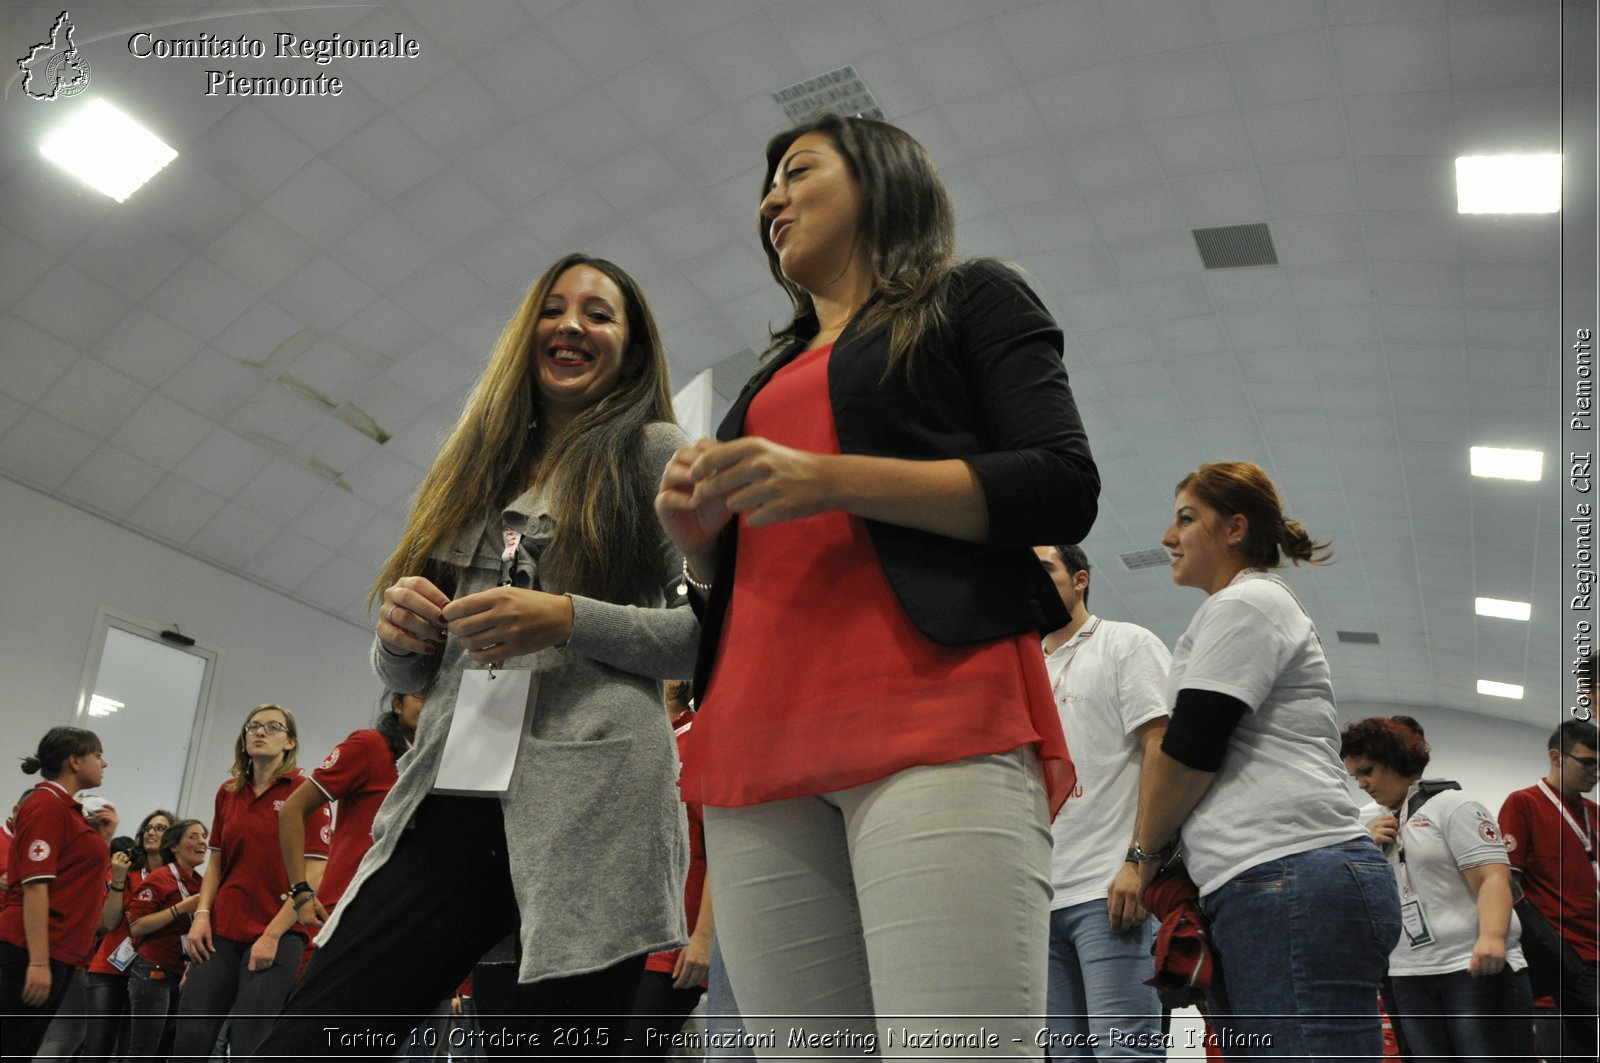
[255,253,695,1059]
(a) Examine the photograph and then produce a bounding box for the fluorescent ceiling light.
[1475,597,1532,621]
[1470,446,1543,481]
[87,694,124,717]
[39,98,177,203]
[1455,154,1560,214]
[1477,679,1525,700]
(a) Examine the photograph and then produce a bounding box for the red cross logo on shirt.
[27,839,50,862]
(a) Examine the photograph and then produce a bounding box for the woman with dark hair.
[254,253,695,1059]
[124,818,207,1058]
[656,115,1096,1047]
[80,807,174,1063]
[0,726,111,1058]
[174,703,329,1060]
[277,685,430,929]
[1122,461,1401,1058]
[1341,716,1534,1059]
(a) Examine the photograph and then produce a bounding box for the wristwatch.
[1125,841,1167,864]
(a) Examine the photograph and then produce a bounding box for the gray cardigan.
[322,421,698,982]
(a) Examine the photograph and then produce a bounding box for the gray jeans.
[705,748,1053,1059]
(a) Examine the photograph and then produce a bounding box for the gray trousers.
[705,748,1053,1060]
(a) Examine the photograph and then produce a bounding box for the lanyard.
[1535,779,1600,886]
[166,862,193,900]
[1047,616,1102,704]
[487,529,522,681]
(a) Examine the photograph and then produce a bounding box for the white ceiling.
[1,0,1591,729]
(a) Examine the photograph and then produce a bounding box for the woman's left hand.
[442,587,575,664]
[1468,934,1506,977]
[687,437,838,528]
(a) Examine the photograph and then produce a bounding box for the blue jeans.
[1387,965,1534,1061]
[1200,839,1401,1061]
[1045,900,1163,1059]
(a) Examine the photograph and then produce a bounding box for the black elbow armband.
[1161,689,1249,772]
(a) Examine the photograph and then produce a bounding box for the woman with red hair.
[1341,716,1534,1058]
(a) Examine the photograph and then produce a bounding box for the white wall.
[1,476,380,821]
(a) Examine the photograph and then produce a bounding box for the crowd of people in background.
[3,114,1597,1063]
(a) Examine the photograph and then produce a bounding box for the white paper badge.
[434,668,531,793]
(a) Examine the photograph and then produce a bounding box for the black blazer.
[694,259,1100,694]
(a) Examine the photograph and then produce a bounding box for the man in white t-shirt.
[1034,545,1170,1061]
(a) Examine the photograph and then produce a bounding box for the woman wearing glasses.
[173,705,330,1060]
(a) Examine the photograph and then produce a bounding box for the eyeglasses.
[1566,752,1600,770]
[243,721,289,736]
[143,825,168,834]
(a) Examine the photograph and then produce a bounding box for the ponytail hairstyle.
[759,114,957,378]
[226,704,301,793]
[19,727,102,780]
[1175,462,1332,568]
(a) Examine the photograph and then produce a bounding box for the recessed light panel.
[1475,597,1532,621]
[1470,446,1543,481]
[1455,154,1560,214]
[1476,679,1525,700]
[39,98,177,203]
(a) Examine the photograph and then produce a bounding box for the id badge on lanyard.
[436,527,530,793]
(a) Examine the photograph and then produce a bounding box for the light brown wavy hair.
[225,704,300,793]
[370,254,676,607]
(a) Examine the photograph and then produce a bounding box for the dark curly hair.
[1340,716,1430,778]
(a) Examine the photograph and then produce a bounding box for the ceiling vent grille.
[1192,223,1279,269]
[774,65,886,124]
[1336,630,1381,645]
[1119,548,1172,572]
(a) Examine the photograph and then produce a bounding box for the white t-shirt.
[1167,570,1366,896]
[1045,616,1171,908]
[1387,785,1525,977]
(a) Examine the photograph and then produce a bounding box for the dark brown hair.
[759,115,956,376]
[1176,462,1331,568]
[157,819,207,868]
[19,727,101,779]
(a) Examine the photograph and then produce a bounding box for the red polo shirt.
[128,862,203,971]
[0,781,111,965]
[1500,781,1600,961]
[88,866,151,975]
[305,729,398,910]
[209,772,330,941]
